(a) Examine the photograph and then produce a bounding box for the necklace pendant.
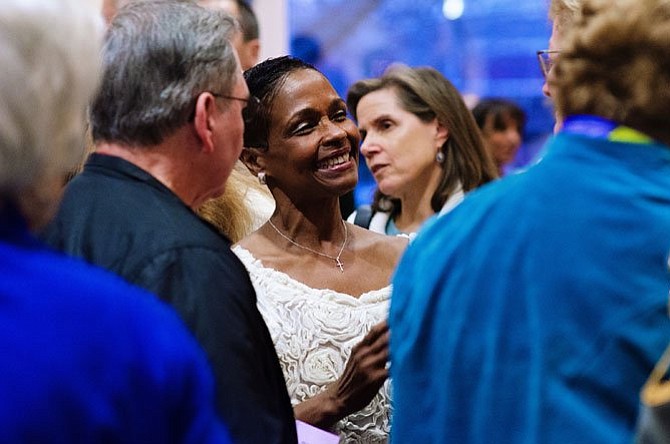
[336,258,344,273]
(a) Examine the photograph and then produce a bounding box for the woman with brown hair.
[346,65,497,237]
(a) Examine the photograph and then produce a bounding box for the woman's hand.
[329,320,389,415]
[294,321,390,429]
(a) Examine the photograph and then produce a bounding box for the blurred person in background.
[0,0,230,441]
[389,0,670,441]
[198,0,260,70]
[233,0,260,70]
[472,98,526,176]
[346,65,497,237]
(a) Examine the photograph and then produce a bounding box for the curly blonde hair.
[551,0,670,144]
[197,161,260,243]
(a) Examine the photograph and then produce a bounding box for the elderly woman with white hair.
[0,0,229,440]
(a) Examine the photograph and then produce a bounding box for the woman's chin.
[337,177,358,197]
[377,183,401,199]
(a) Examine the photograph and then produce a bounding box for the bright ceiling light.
[443,0,464,20]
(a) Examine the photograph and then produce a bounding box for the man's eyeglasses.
[189,92,261,123]
[211,93,261,124]
[536,50,561,79]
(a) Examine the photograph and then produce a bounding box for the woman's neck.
[393,167,443,233]
[393,196,435,234]
[269,190,344,243]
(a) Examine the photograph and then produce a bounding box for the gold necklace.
[267,219,348,273]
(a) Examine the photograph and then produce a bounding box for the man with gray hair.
[1,0,230,441]
[43,2,297,443]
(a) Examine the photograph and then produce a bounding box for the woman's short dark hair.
[242,55,318,150]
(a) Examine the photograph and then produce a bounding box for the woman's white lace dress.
[233,246,392,443]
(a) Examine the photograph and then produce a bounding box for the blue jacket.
[390,131,670,443]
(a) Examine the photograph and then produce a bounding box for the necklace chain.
[267,219,348,273]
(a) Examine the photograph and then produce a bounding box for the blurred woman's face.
[481,114,522,171]
[262,68,359,202]
[356,87,446,200]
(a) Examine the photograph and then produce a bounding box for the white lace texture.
[233,246,392,444]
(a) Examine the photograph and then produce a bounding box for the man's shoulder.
[48,170,232,261]
[141,244,253,300]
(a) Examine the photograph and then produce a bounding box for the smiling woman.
[233,55,407,442]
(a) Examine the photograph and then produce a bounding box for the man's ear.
[193,92,218,153]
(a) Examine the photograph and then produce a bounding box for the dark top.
[1,202,230,443]
[43,154,297,444]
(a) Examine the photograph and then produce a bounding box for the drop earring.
[258,171,267,185]
[436,151,445,164]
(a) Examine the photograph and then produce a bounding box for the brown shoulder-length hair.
[347,65,497,216]
[551,0,670,146]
